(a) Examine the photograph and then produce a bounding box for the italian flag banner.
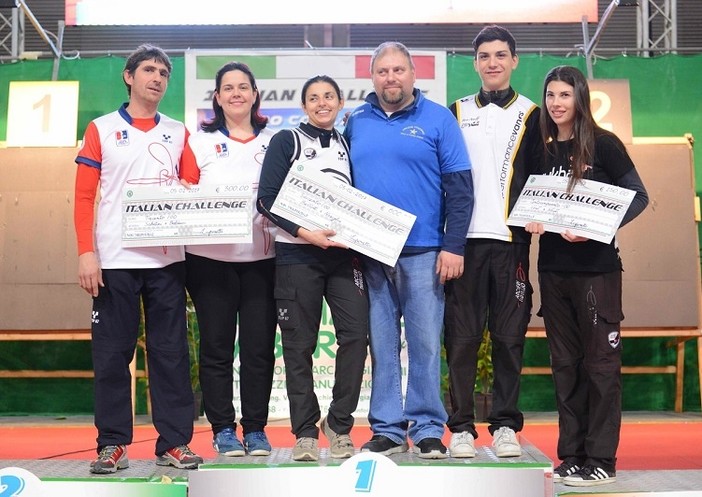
[185,49,446,134]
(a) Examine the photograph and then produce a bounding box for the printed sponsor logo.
[215,142,229,159]
[352,257,365,294]
[461,116,480,128]
[499,111,524,197]
[515,263,526,305]
[115,130,129,147]
[587,286,598,326]
[400,125,426,140]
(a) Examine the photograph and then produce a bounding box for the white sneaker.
[492,427,521,457]
[449,432,476,458]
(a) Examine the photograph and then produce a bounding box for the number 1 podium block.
[189,442,553,497]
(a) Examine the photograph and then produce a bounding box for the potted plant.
[186,294,203,420]
[474,327,493,422]
[440,325,493,422]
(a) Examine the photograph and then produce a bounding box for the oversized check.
[271,165,416,266]
[507,175,636,244]
[122,184,253,247]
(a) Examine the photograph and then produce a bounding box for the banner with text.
[184,49,446,135]
[230,300,408,420]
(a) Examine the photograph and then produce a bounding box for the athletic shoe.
[492,426,522,457]
[244,431,271,456]
[449,431,476,458]
[156,445,203,469]
[563,465,616,487]
[90,444,128,474]
[320,416,355,459]
[413,438,448,459]
[360,435,409,456]
[553,459,582,483]
[212,427,245,456]
[292,437,319,461]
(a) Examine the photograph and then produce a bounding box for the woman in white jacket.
[180,61,277,458]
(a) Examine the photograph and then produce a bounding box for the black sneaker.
[361,435,409,456]
[553,459,582,483]
[563,464,616,487]
[413,438,448,459]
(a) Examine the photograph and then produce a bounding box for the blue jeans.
[364,251,447,444]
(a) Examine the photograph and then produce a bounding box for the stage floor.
[1,412,702,496]
[2,459,702,496]
[2,445,702,495]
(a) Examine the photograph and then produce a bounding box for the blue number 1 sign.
[354,459,377,493]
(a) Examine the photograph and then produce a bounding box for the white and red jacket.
[180,126,276,262]
[75,104,187,268]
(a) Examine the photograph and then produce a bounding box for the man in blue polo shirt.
[344,41,474,459]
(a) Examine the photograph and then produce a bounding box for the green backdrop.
[1,53,701,414]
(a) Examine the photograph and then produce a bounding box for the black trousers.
[275,252,369,438]
[539,270,623,472]
[92,262,194,456]
[185,253,277,436]
[444,240,532,438]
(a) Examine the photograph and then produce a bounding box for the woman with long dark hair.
[525,65,648,487]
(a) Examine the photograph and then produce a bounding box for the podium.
[189,440,553,497]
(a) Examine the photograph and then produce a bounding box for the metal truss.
[582,0,678,77]
[0,0,682,65]
[637,0,677,54]
[0,1,64,80]
[0,5,22,59]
